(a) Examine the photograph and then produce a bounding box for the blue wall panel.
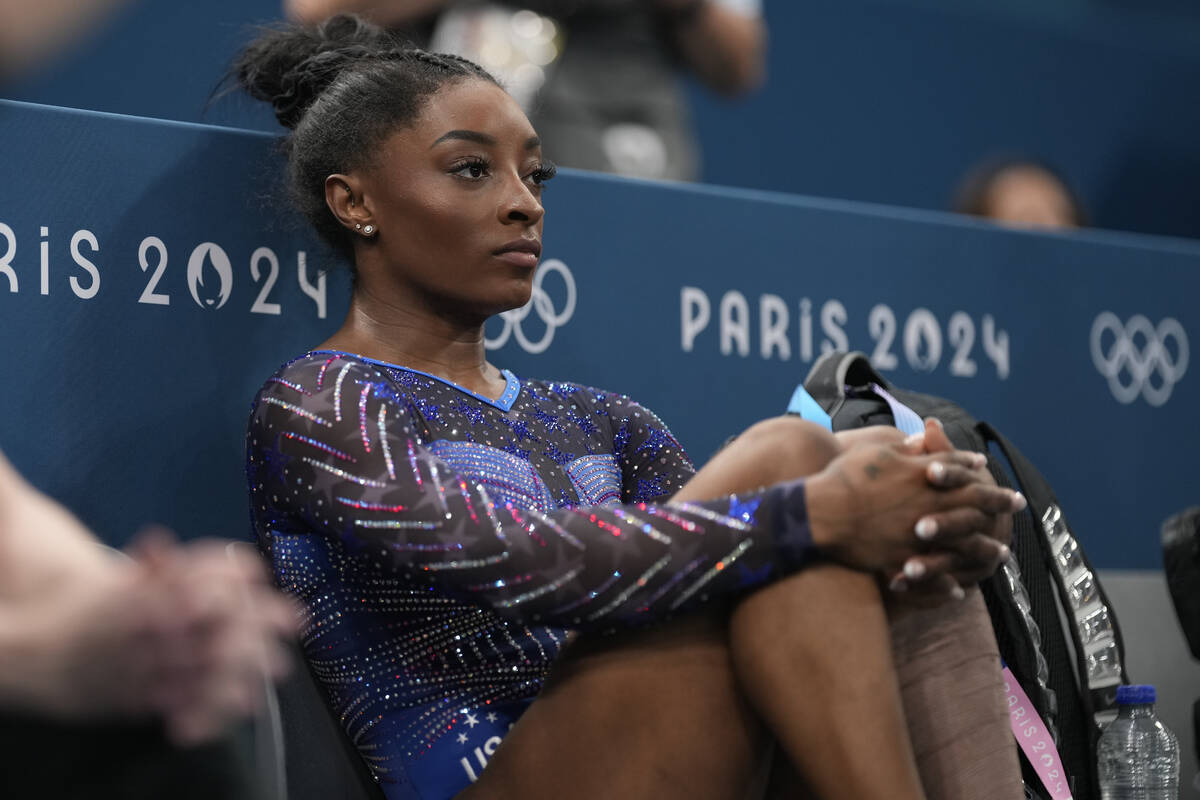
[690,1,1200,239]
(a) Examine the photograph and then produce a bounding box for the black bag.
[795,351,1130,800]
[1162,507,1200,661]
[1161,507,1200,765]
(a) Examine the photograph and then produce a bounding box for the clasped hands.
[8,516,298,746]
[807,418,1022,604]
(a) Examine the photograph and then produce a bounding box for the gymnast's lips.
[492,238,541,268]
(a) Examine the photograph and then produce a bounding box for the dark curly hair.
[230,14,499,258]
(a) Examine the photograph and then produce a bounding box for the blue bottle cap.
[1115,685,1156,705]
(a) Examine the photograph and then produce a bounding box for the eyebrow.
[431,130,542,150]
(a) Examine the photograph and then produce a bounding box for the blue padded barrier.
[0,98,1197,571]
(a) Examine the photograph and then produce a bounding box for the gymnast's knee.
[735,415,842,479]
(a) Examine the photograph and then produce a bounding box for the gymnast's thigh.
[458,612,766,800]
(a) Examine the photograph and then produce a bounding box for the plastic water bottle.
[1097,685,1180,799]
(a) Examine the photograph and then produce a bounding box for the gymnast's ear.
[325,173,374,234]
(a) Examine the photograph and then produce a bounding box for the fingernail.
[903,560,926,580]
[950,585,966,601]
[888,575,908,592]
[915,517,938,540]
[973,453,988,469]
[903,433,924,449]
[1011,492,1027,512]
[931,417,945,432]
[928,462,946,483]
[998,544,1012,561]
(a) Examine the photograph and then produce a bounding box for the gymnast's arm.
[250,356,820,630]
[249,356,1015,629]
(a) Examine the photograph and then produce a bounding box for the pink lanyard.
[1003,665,1073,800]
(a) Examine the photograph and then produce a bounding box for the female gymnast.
[237,15,1024,800]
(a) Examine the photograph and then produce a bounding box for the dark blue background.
[1,100,1195,570]
[5,0,1200,239]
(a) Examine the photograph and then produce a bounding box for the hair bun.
[233,14,398,129]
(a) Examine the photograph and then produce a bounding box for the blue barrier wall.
[1,99,1195,570]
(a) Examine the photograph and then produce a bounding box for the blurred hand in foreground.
[0,451,297,745]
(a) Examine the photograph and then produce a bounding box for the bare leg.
[464,418,830,800]
[462,612,765,800]
[730,566,925,800]
[685,419,926,800]
[723,425,1019,800]
[466,417,1019,799]
[724,426,1020,800]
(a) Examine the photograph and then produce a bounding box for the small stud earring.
[363,225,375,235]
[354,223,362,230]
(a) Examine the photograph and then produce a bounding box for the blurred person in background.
[954,156,1086,231]
[285,0,766,181]
[0,0,134,78]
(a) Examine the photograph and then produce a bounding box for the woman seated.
[237,15,1024,800]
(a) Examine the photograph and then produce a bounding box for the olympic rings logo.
[1090,312,1189,407]
[485,259,576,354]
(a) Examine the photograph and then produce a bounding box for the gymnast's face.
[338,79,552,319]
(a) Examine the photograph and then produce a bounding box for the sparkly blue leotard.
[246,351,815,800]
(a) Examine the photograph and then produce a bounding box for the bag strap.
[785,384,833,431]
[977,423,1128,739]
[862,382,924,435]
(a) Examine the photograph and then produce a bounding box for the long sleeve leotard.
[246,351,814,800]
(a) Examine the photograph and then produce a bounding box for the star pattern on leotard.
[261,442,291,483]
[501,417,539,444]
[728,495,762,524]
[542,443,575,466]
[387,369,433,389]
[411,395,442,424]
[611,422,632,457]
[370,380,406,407]
[635,425,679,455]
[500,440,532,460]
[737,562,774,588]
[634,475,668,502]
[450,399,492,428]
[568,410,599,437]
[529,406,562,433]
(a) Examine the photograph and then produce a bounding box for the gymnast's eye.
[528,160,557,186]
[449,157,490,180]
